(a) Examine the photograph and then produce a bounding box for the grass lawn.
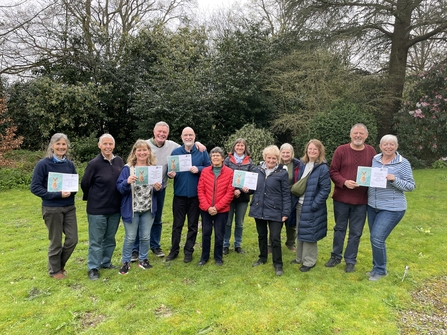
[0,169,446,334]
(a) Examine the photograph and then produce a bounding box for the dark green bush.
[70,134,99,163]
[224,123,276,165]
[432,160,447,169]
[0,166,33,190]
[299,102,378,163]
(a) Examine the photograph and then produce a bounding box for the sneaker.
[152,248,165,258]
[138,259,153,270]
[252,260,266,267]
[88,269,99,281]
[119,262,130,274]
[325,256,341,267]
[366,271,375,277]
[165,252,178,261]
[300,264,315,272]
[345,263,355,273]
[234,247,245,254]
[275,266,284,276]
[368,273,387,281]
[131,251,138,262]
[223,247,229,255]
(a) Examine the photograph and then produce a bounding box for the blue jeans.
[87,213,120,270]
[201,211,228,262]
[224,201,248,248]
[367,206,405,275]
[133,187,166,252]
[122,211,154,263]
[331,201,367,264]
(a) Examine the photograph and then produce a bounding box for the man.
[131,121,206,260]
[325,123,376,273]
[166,127,211,263]
[81,134,124,280]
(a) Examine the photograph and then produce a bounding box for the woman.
[223,138,254,255]
[30,133,78,279]
[367,135,415,281]
[292,139,331,272]
[197,147,235,266]
[249,145,291,276]
[280,143,300,252]
[116,139,162,274]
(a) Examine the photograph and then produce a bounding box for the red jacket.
[198,165,235,213]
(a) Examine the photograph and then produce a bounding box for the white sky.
[196,0,242,10]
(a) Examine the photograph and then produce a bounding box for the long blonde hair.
[301,139,326,164]
[126,139,157,166]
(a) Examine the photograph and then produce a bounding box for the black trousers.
[200,211,228,263]
[171,195,200,255]
[255,219,283,267]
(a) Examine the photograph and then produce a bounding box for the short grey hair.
[154,121,170,132]
[210,146,225,158]
[99,133,115,144]
[280,143,294,161]
[380,134,398,146]
[350,123,368,134]
[45,133,70,158]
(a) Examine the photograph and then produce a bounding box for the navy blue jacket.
[116,165,159,223]
[295,160,331,242]
[30,157,77,207]
[248,163,291,222]
[170,145,211,198]
[81,154,124,215]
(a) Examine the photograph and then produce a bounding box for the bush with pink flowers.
[395,59,447,167]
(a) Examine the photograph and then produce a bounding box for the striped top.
[368,152,416,211]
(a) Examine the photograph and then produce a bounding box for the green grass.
[0,169,446,334]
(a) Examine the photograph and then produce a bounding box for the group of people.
[30,122,415,281]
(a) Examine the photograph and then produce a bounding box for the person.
[81,134,124,281]
[367,135,415,281]
[279,143,300,252]
[197,147,235,266]
[165,127,211,263]
[116,140,162,274]
[324,124,377,273]
[249,145,291,276]
[291,139,331,272]
[131,121,206,261]
[223,138,254,255]
[30,133,78,279]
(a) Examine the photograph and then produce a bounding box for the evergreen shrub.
[224,123,275,165]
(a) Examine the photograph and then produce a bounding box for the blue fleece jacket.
[170,145,211,198]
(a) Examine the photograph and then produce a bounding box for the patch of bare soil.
[399,276,447,334]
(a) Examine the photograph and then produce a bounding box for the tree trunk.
[380,0,415,137]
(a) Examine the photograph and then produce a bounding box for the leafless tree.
[0,0,193,76]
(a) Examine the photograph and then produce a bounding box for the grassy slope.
[0,169,446,334]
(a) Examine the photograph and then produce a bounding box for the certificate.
[135,166,163,185]
[232,170,258,190]
[356,167,388,188]
[47,172,79,192]
[167,155,192,172]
